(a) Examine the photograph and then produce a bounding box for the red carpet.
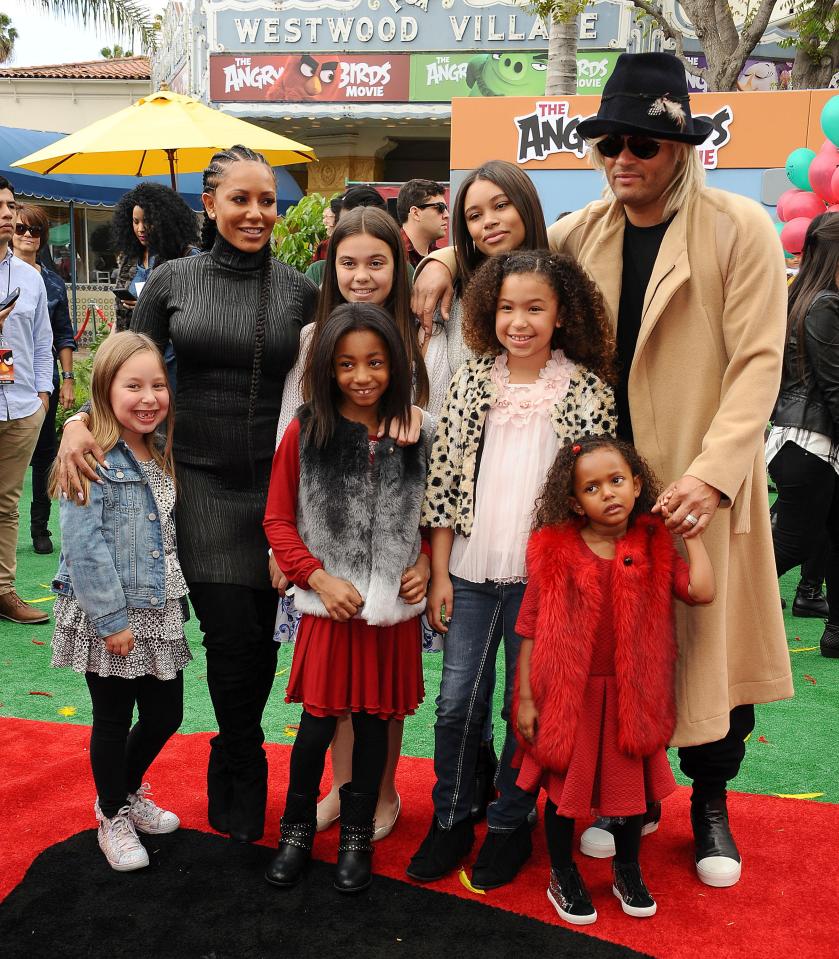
[2,716,834,957]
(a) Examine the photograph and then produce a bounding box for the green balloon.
[774,220,793,258]
[822,95,839,148]
[786,148,817,191]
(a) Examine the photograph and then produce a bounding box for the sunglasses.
[416,202,448,214]
[595,135,662,161]
[15,223,45,238]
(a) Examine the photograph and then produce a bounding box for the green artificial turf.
[1,475,835,802]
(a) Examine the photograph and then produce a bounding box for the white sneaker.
[96,805,150,872]
[128,782,180,835]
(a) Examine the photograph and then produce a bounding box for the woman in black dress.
[58,146,318,842]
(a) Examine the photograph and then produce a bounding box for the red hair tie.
[571,444,582,455]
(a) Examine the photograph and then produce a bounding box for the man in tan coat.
[413,53,793,890]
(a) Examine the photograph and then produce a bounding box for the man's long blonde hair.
[587,138,706,220]
[50,332,175,505]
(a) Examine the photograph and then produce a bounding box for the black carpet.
[0,829,652,959]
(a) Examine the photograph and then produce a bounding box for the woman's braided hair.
[202,145,276,479]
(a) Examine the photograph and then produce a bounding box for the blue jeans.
[432,575,535,832]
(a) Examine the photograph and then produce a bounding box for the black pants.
[189,582,279,783]
[29,379,59,537]
[86,671,183,819]
[677,704,755,802]
[545,799,642,867]
[287,710,389,801]
[769,441,839,625]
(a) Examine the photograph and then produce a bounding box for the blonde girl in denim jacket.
[50,332,189,872]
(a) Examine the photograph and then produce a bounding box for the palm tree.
[101,43,134,58]
[526,0,588,96]
[21,1,156,52]
[0,13,19,64]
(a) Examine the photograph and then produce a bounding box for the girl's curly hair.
[460,250,617,385]
[110,182,198,263]
[533,434,662,531]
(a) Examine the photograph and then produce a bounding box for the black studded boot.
[334,783,376,893]
[265,792,317,888]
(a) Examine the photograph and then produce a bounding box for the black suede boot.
[229,758,268,844]
[265,792,317,888]
[470,739,498,822]
[334,783,376,893]
[207,737,233,834]
[406,816,475,882]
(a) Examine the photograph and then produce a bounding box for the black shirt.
[616,216,673,441]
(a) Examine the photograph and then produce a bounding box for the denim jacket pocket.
[100,464,144,513]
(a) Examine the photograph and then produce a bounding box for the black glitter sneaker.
[612,861,657,918]
[547,864,597,925]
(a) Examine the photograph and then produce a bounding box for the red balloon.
[832,167,839,208]
[777,188,826,222]
[809,146,839,203]
[781,217,812,255]
[828,204,839,214]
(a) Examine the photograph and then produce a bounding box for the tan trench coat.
[549,188,793,746]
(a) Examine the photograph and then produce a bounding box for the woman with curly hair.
[514,435,714,924]
[111,182,199,332]
[407,250,617,890]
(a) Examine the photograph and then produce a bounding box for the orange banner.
[451,91,837,171]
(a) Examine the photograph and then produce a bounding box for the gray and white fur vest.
[294,408,428,626]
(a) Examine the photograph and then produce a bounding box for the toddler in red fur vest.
[514,435,715,925]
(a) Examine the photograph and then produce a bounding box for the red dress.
[515,551,682,818]
[263,418,425,721]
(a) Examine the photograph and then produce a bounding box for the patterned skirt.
[51,596,192,681]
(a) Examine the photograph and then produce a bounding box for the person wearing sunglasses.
[410,52,792,892]
[396,180,449,269]
[12,205,76,557]
[0,177,54,626]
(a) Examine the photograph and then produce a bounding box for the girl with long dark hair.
[768,212,839,659]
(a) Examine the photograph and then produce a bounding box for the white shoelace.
[106,806,142,854]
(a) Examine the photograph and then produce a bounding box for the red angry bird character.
[266,54,339,101]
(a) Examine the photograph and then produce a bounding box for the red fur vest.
[515,515,688,772]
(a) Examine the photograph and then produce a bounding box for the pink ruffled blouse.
[450,350,575,583]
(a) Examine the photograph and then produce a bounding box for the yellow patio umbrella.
[12,88,315,190]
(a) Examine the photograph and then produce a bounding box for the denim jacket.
[52,441,175,639]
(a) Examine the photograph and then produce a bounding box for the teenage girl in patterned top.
[50,332,188,872]
[408,250,617,891]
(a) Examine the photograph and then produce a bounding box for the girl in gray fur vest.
[263,303,430,894]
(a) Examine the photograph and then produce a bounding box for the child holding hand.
[515,436,714,925]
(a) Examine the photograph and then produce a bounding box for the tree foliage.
[782,0,839,89]
[0,12,19,64]
[271,193,331,274]
[20,0,156,53]
[100,43,133,58]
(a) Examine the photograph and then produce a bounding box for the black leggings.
[544,799,642,867]
[86,671,184,819]
[770,441,839,625]
[288,710,389,799]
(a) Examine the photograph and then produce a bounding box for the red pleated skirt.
[515,675,676,819]
[285,613,424,720]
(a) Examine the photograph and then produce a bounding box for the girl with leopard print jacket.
[408,251,617,888]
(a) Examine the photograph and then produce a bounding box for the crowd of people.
[0,51,833,926]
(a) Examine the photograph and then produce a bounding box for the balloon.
[808,146,839,203]
[832,167,839,208]
[821,95,839,147]
[781,217,812,255]
[828,204,839,214]
[774,221,794,258]
[777,188,826,222]
[786,147,817,190]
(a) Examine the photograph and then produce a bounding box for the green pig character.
[466,52,548,97]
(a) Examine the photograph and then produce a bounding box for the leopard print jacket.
[421,354,616,536]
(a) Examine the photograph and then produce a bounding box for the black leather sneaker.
[580,801,661,858]
[612,861,657,917]
[793,583,829,618]
[547,864,597,925]
[691,796,741,887]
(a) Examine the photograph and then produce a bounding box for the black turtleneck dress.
[132,236,318,589]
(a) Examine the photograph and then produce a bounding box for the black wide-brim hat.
[577,52,714,145]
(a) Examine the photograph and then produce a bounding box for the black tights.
[86,671,184,819]
[288,710,389,799]
[544,799,643,867]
